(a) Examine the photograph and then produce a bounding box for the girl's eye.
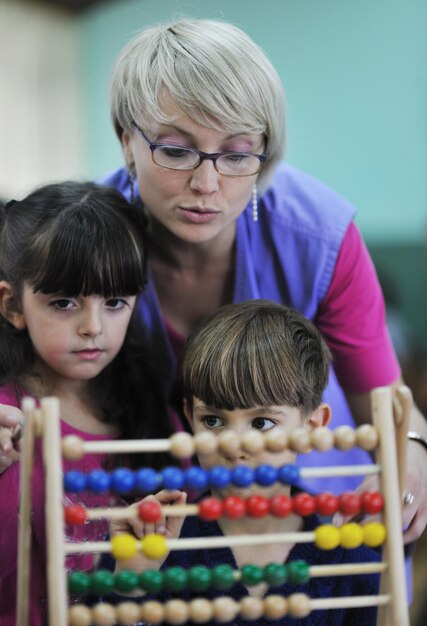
[50,298,74,310]
[252,417,276,432]
[201,415,223,429]
[105,298,129,310]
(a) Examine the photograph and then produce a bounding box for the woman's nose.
[189,159,220,194]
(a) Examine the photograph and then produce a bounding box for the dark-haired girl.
[0,181,173,626]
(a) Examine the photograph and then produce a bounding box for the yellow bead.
[314,524,341,550]
[340,523,364,549]
[142,533,169,560]
[111,533,138,560]
[363,522,387,547]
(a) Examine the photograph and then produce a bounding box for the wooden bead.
[356,424,379,451]
[265,428,288,452]
[68,605,92,626]
[288,593,311,618]
[170,432,195,458]
[61,435,85,460]
[263,594,288,619]
[310,427,334,451]
[289,428,311,453]
[241,430,265,454]
[116,602,141,625]
[239,596,264,620]
[212,597,240,622]
[334,426,357,450]
[194,431,218,455]
[189,598,214,623]
[218,430,240,456]
[164,599,190,625]
[91,603,116,626]
[141,601,165,624]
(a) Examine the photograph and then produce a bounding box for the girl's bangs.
[28,214,145,297]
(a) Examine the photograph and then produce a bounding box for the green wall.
[79,0,427,348]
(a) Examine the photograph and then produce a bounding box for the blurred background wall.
[1,0,427,355]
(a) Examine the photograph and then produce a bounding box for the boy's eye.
[50,298,74,310]
[252,417,276,432]
[201,415,223,429]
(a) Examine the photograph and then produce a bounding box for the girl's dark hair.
[182,300,331,416]
[0,181,173,469]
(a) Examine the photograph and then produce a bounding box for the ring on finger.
[403,491,415,506]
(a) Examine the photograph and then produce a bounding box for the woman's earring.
[127,164,136,205]
[252,185,258,222]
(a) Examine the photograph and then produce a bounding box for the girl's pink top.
[0,386,115,626]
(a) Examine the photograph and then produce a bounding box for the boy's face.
[185,397,330,498]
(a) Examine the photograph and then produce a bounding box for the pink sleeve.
[316,223,400,393]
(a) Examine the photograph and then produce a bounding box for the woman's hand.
[0,407,23,473]
[110,489,187,574]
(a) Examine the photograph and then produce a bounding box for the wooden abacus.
[17,386,412,626]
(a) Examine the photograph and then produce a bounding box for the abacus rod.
[310,594,390,610]
[64,531,321,555]
[301,465,380,477]
[310,562,387,577]
[82,439,172,453]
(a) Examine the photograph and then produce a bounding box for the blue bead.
[162,466,184,490]
[184,466,209,490]
[87,469,111,493]
[64,470,87,493]
[278,464,300,485]
[255,464,278,486]
[134,468,161,493]
[110,468,135,494]
[209,465,231,489]
[231,465,255,487]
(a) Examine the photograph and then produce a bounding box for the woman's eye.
[201,415,223,429]
[161,146,191,158]
[50,299,74,310]
[252,417,276,432]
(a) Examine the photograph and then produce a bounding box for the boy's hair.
[110,18,285,192]
[182,300,331,416]
[0,181,173,468]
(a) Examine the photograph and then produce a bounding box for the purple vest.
[102,163,372,493]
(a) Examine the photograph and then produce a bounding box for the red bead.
[339,492,362,516]
[361,491,384,515]
[137,499,162,523]
[246,495,270,518]
[223,496,247,519]
[269,494,293,517]
[199,497,224,521]
[64,504,87,525]
[315,492,339,516]
[293,492,315,517]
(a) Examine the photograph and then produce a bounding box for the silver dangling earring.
[252,184,258,222]
[128,164,136,205]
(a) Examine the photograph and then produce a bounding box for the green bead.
[90,569,115,594]
[114,570,140,592]
[211,564,235,590]
[188,566,212,592]
[139,569,164,593]
[241,564,264,586]
[263,563,288,586]
[288,560,310,585]
[163,566,188,592]
[68,571,91,596]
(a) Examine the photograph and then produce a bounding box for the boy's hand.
[0,409,23,473]
[110,490,187,574]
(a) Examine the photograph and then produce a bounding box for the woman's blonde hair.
[181,300,331,416]
[110,18,286,191]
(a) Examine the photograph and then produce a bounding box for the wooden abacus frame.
[16,386,412,626]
